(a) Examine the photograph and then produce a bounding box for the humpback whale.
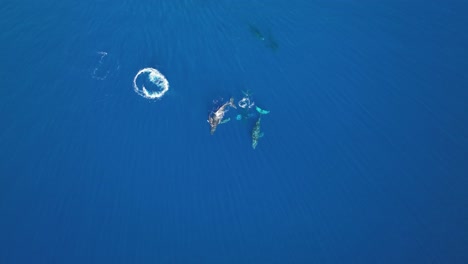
[248,24,279,51]
[208,97,236,135]
[249,24,265,41]
[251,117,264,149]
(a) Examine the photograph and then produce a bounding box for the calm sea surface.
[0,1,467,263]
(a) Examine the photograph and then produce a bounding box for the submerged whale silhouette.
[252,117,264,149]
[248,24,279,51]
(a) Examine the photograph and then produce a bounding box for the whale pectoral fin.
[259,132,264,138]
[256,106,270,115]
[220,118,231,125]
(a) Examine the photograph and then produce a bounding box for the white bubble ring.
[133,68,169,99]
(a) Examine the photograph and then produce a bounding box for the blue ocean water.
[0,0,467,263]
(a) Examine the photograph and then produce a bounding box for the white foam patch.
[133,68,169,100]
[238,97,255,109]
[92,51,120,80]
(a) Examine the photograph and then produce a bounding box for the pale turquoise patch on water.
[256,106,270,115]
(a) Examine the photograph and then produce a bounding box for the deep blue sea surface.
[1,1,467,263]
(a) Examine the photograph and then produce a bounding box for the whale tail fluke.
[229,97,237,109]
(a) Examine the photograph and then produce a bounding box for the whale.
[208,97,236,135]
[249,24,265,41]
[248,24,278,51]
[251,117,264,149]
